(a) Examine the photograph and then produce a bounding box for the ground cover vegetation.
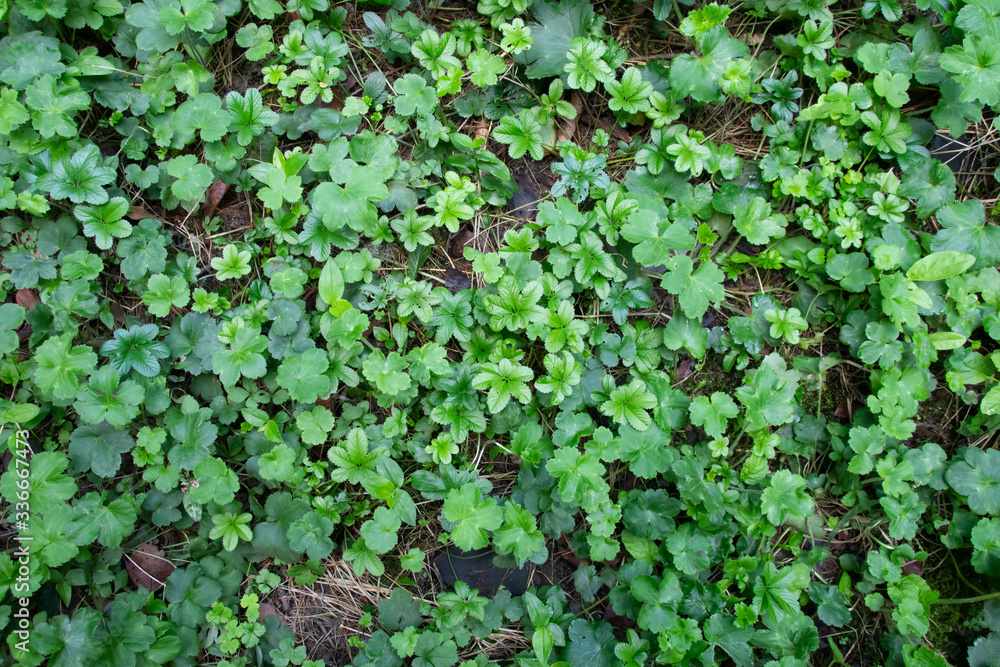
[1,0,1000,663]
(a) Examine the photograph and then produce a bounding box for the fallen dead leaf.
[259,602,283,624]
[128,205,157,221]
[553,93,585,145]
[444,268,471,294]
[125,542,175,591]
[203,181,229,220]
[15,289,40,310]
[472,122,490,142]
[320,85,346,112]
[450,229,489,256]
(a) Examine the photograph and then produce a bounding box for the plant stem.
[934,591,1000,605]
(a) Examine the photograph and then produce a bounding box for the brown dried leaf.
[473,122,490,142]
[450,230,477,257]
[553,99,582,146]
[125,542,175,591]
[259,602,283,624]
[444,268,471,294]
[321,85,346,112]
[203,181,229,220]
[127,205,156,221]
[15,289,40,311]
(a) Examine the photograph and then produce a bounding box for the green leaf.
[293,406,334,445]
[826,252,874,292]
[957,0,1000,42]
[236,23,275,61]
[537,197,588,246]
[209,511,253,551]
[808,583,851,627]
[546,446,608,508]
[441,483,503,551]
[519,0,596,78]
[733,196,787,245]
[101,324,169,377]
[669,27,748,102]
[932,77,982,138]
[606,67,653,114]
[931,200,1000,270]
[33,334,98,400]
[735,353,800,431]
[312,167,389,232]
[472,358,533,412]
[971,517,1000,574]
[689,392,739,439]
[565,37,613,92]
[158,0,214,34]
[318,259,345,305]
[210,244,252,281]
[37,145,114,204]
[74,366,144,427]
[259,164,303,210]
[873,70,910,108]
[493,109,544,160]
[413,631,458,667]
[167,155,214,202]
[900,158,956,218]
[277,348,332,403]
[175,92,230,142]
[360,506,401,554]
[75,197,131,250]
[393,73,437,116]
[226,88,277,146]
[752,562,801,621]
[947,448,1000,515]
[939,36,1000,106]
[466,48,505,87]
[69,421,135,478]
[190,457,239,504]
[667,522,712,574]
[661,255,725,319]
[379,587,423,631]
[362,350,411,397]
[907,251,976,281]
[618,422,675,478]
[70,493,137,548]
[861,108,911,154]
[493,503,547,565]
[258,444,297,483]
[327,429,377,484]
[25,75,90,139]
[600,379,656,431]
[888,574,937,636]
[287,511,334,559]
[212,326,269,386]
[631,572,682,632]
[143,273,189,317]
[761,470,814,525]
[0,303,24,356]
[0,87,30,134]
[0,451,77,515]
[32,611,102,667]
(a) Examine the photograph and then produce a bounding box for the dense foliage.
[2,0,1000,664]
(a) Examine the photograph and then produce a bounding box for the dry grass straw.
[278,555,533,664]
